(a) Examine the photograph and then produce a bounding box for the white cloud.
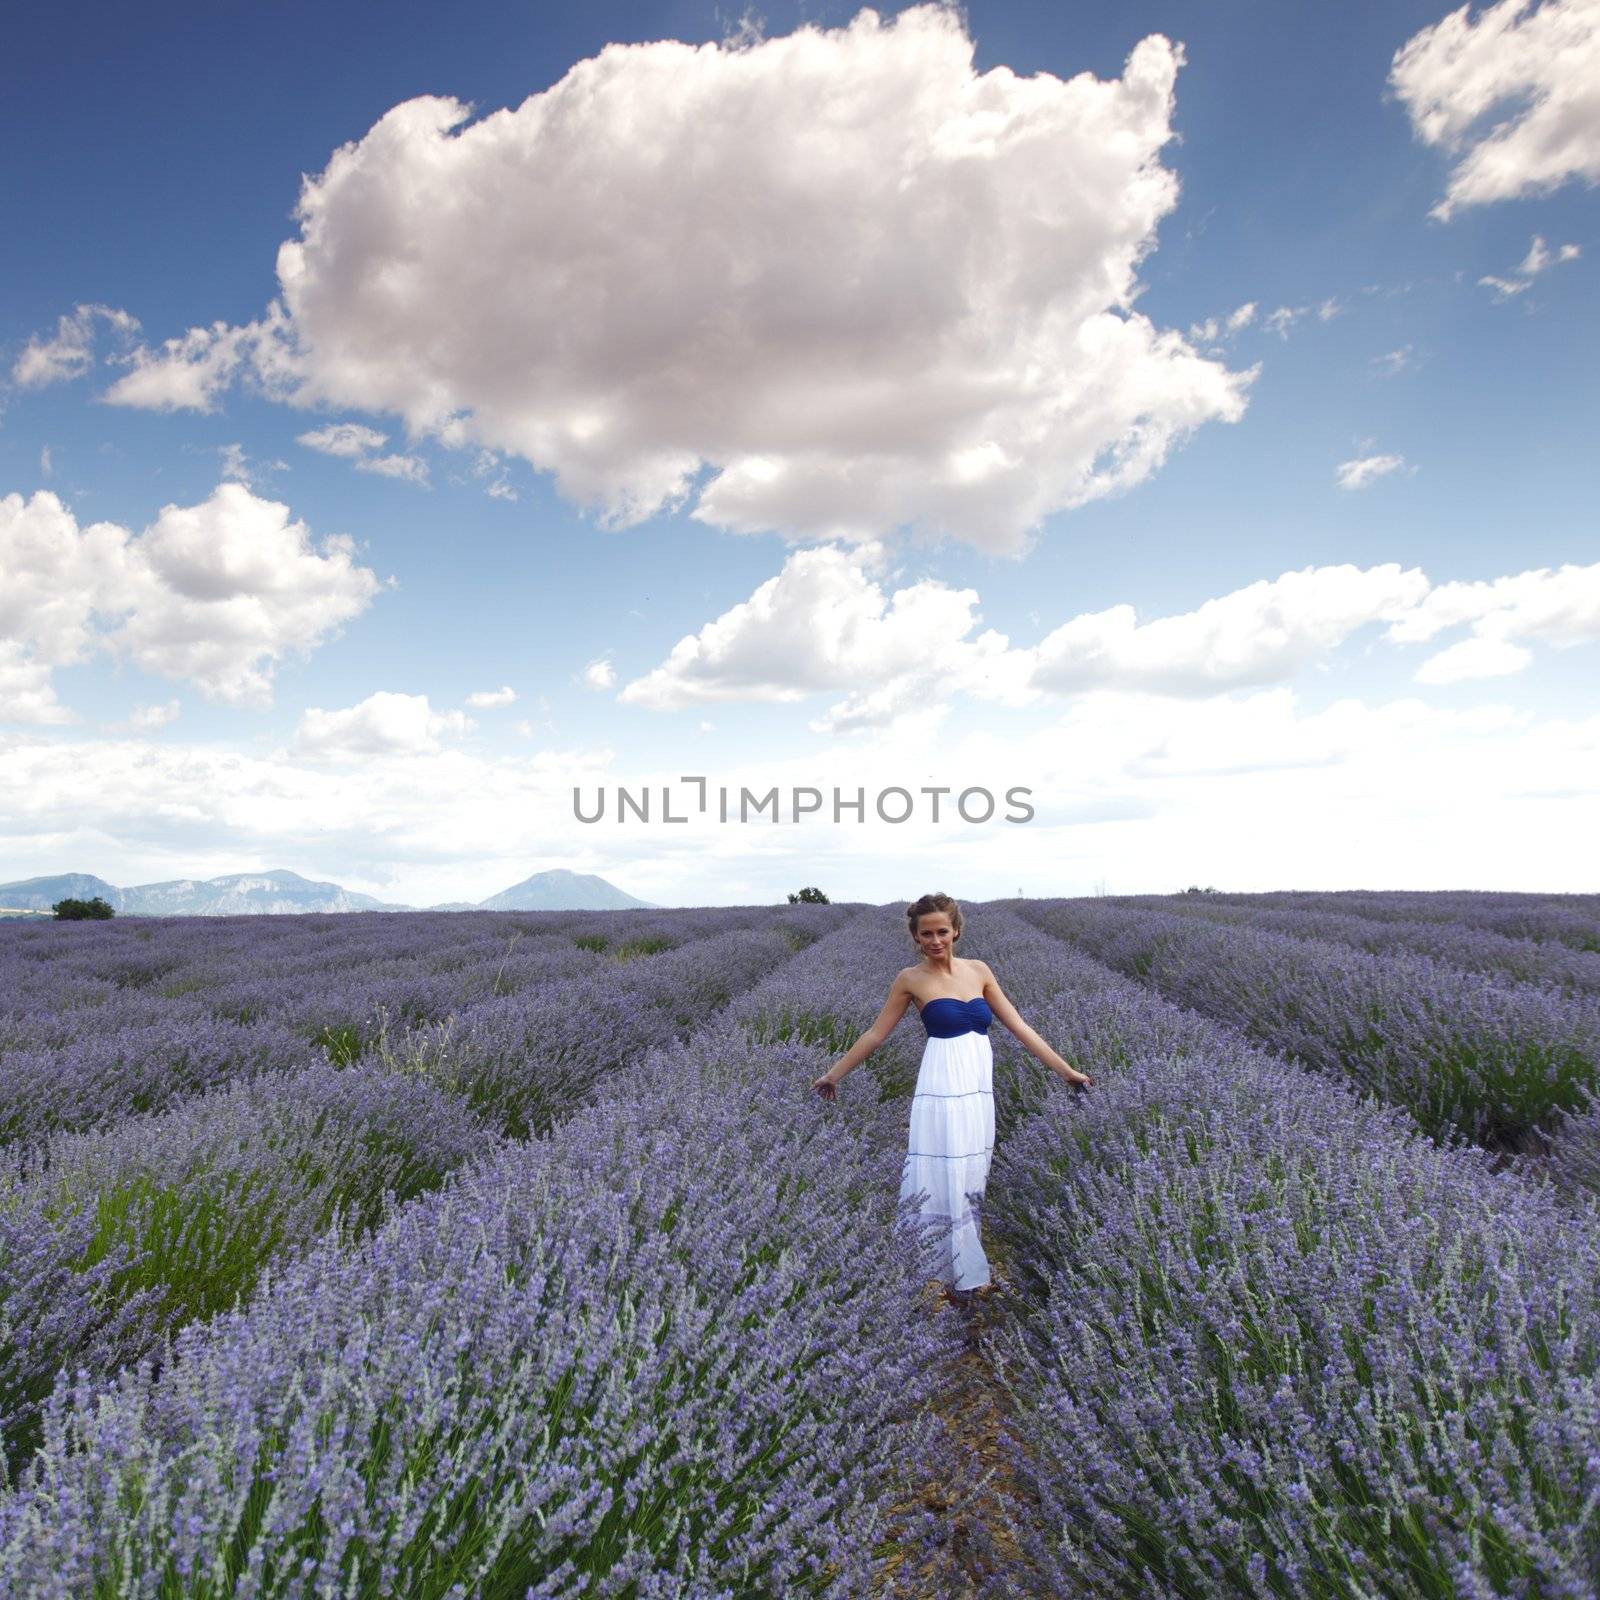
[295,691,474,759]
[1335,452,1407,489]
[298,422,388,459]
[1261,298,1341,341]
[214,442,287,488]
[1026,563,1433,697]
[1186,302,1258,346]
[101,316,262,412]
[465,685,517,708]
[355,452,430,484]
[618,541,1023,722]
[97,5,1253,556]
[1518,233,1582,273]
[1385,560,1600,679]
[1479,232,1582,297]
[1391,0,1600,220]
[583,658,617,691]
[297,421,428,485]
[0,483,384,715]
[0,640,73,725]
[622,551,1600,723]
[38,446,53,478]
[10,304,140,388]
[1478,272,1531,299]
[1372,344,1417,376]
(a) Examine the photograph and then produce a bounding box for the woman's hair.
[906,892,963,947]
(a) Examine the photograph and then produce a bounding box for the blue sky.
[1,0,1595,907]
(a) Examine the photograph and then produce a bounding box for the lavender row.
[0,1061,488,1469]
[0,902,846,1037]
[1105,892,1600,996]
[0,917,816,1151]
[0,1023,963,1598]
[376,922,837,1141]
[980,1041,1600,1598]
[0,917,838,1471]
[1008,897,1600,1162]
[1198,889,1600,955]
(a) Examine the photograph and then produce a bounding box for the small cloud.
[356,453,430,485]
[583,657,617,690]
[1479,234,1582,301]
[471,448,518,499]
[1264,306,1301,339]
[1226,302,1257,331]
[1391,1,1600,220]
[1335,453,1407,491]
[39,445,52,478]
[1478,273,1529,301]
[465,685,517,708]
[1518,235,1580,276]
[295,691,473,759]
[1316,297,1342,321]
[11,304,140,388]
[298,421,426,485]
[1371,345,1416,377]
[298,422,388,459]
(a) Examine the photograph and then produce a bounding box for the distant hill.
[0,866,654,916]
[123,870,405,916]
[0,873,127,914]
[477,869,656,911]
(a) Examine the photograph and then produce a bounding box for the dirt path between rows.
[871,1234,1045,1598]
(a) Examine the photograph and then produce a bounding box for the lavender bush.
[1107,893,1600,996]
[1200,890,1600,955]
[980,1045,1600,1598]
[1009,898,1600,1161]
[0,1024,965,1597]
[0,1061,487,1466]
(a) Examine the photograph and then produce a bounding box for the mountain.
[0,873,126,913]
[477,869,656,911]
[122,870,407,916]
[0,867,654,915]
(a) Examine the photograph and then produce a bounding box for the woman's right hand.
[812,1070,840,1101]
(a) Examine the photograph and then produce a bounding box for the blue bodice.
[918,995,994,1038]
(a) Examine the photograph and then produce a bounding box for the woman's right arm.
[812,975,914,1100]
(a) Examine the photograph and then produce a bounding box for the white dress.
[899,995,995,1291]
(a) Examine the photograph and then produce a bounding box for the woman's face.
[915,913,957,959]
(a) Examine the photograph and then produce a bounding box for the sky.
[1,0,1596,908]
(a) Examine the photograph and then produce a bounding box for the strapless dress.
[899,995,994,1291]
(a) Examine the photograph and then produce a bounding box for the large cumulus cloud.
[101,4,1252,555]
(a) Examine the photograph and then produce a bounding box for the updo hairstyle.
[906,892,963,950]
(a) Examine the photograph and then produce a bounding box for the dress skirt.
[899,1028,995,1291]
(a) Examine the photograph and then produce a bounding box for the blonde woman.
[812,893,1091,1302]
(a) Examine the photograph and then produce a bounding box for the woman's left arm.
[977,962,1092,1088]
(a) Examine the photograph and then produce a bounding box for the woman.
[811,893,1092,1302]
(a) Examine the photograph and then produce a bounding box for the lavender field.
[1,891,1598,1597]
